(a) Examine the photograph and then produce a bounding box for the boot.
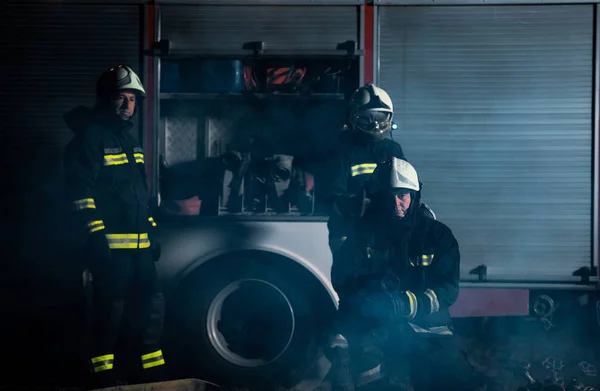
[328,345,355,391]
[140,364,166,384]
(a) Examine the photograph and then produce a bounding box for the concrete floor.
[2,300,599,391]
[1,259,598,391]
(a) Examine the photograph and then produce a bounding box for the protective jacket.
[326,132,405,200]
[325,132,406,241]
[63,106,157,250]
[332,213,460,330]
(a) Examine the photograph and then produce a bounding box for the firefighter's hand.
[148,222,162,262]
[87,231,112,263]
[358,289,407,322]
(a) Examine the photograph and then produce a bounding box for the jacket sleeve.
[391,141,406,160]
[135,144,158,230]
[322,151,349,203]
[383,138,406,161]
[405,225,460,319]
[331,231,374,299]
[124,134,158,231]
[331,236,357,297]
[63,127,106,234]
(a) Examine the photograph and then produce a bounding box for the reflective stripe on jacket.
[63,107,156,249]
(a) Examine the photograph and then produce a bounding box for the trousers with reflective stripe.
[89,250,165,374]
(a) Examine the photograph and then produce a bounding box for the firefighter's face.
[112,91,137,120]
[393,192,412,218]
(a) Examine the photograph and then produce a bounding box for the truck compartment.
[158,57,359,217]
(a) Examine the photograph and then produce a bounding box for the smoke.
[162,98,345,161]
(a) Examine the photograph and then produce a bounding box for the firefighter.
[329,158,477,391]
[63,65,166,388]
[323,83,406,259]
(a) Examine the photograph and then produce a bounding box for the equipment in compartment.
[246,154,294,214]
[159,148,315,216]
[159,55,356,217]
[220,151,251,214]
[243,59,349,94]
[222,153,315,216]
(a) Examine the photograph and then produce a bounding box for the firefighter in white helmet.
[328,158,477,391]
[323,83,407,260]
[63,65,166,388]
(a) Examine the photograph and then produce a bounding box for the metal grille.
[160,5,358,53]
[0,4,142,195]
[165,116,200,166]
[378,5,593,282]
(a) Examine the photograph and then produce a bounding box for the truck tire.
[164,253,322,388]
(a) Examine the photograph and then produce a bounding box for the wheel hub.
[207,278,295,368]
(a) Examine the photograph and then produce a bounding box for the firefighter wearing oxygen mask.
[324,83,406,259]
[328,158,477,391]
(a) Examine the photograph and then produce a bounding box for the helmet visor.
[355,110,392,134]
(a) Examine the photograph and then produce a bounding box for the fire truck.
[3,0,599,388]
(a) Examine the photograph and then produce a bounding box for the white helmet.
[96,65,146,99]
[369,157,420,196]
[348,83,394,141]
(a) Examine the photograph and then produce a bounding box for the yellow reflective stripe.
[87,220,105,233]
[424,288,440,314]
[405,290,418,319]
[134,152,144,164]
[421,254,434,266]
[105,233,151,249]
[90,353,114,373]
[94,363,114,372]
[104,153,129,166]
[141,350,165,369]
[141,349,163,360]
[106,233,151,249]
[74,198,96,210]
[143,358,165,369]
[91,354,114,363]
[148,217,157,227]
[350,163,377,177]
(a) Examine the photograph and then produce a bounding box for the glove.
[358,289,408,322]
[86,230,111,264]
[148,227,161,262]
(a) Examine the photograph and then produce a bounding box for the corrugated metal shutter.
[378,5,593,282]
[0,4,142,205]
[160,5,358,54]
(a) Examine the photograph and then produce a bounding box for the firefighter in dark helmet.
[63,65,166,387]
[323,83,406,259]
[329,157,477,391]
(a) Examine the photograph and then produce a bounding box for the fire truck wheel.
[164,253,323,388]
